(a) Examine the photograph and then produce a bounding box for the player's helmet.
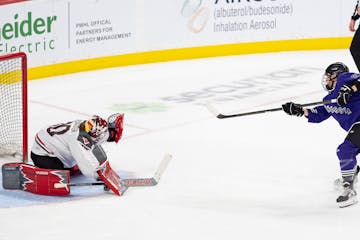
[107,113,124,143]
[322,62,349,92]
[85,115,108,142]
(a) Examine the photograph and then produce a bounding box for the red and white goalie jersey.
[31,119,109,179]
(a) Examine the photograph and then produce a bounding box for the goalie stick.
[206,99,337,119]
[54,153,172,189]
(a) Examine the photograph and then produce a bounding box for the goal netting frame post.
[0,52,28,162]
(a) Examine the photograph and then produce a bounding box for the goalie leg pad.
[2,163,70,196]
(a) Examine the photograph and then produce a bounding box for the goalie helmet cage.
[0,52,28,162]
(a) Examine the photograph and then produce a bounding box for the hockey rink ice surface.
[0,50,359,240]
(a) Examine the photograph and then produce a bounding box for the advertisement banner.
[0,0,136,67]
[68,0,136,60]
[0,0,356,69]
[141,0,355,51]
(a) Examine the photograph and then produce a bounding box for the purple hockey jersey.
[308,72,360,131]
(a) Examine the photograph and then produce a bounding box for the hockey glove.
[97,160,128,196]
[282,102,304,117]
[337,85,353,106]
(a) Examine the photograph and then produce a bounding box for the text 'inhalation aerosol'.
[213,4,292,32]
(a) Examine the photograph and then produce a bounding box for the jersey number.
[47,122,72,136]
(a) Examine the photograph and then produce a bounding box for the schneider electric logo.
[0,12,57,54]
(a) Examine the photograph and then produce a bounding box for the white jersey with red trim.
[31,120,109,179]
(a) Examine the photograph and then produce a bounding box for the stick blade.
[205,103,221,118]
[152,153,172,184]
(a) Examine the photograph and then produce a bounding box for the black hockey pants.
[350,27,360,72]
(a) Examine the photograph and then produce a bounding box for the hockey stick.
[54,153,172,188]
[206,99,337,119]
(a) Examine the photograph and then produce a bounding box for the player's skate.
[334,165,360,191]
[336,182,358,208]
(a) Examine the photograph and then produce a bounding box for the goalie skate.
[336,182,358,208]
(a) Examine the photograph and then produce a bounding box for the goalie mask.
[322,62,349,92]
[84,115,108,143]
[107,113,124,143]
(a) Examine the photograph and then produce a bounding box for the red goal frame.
[0,52,28,162]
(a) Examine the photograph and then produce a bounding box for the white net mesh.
[0,53,26,161]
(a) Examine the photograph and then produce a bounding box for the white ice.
[1,49,359,240]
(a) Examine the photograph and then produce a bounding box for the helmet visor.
[321,73,336,92]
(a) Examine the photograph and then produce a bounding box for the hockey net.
[0,52,27,162]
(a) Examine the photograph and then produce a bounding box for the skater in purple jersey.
[282,62,360,208]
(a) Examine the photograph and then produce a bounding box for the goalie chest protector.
[2,163,70,196]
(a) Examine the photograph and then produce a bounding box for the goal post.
[0,52,28,162]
